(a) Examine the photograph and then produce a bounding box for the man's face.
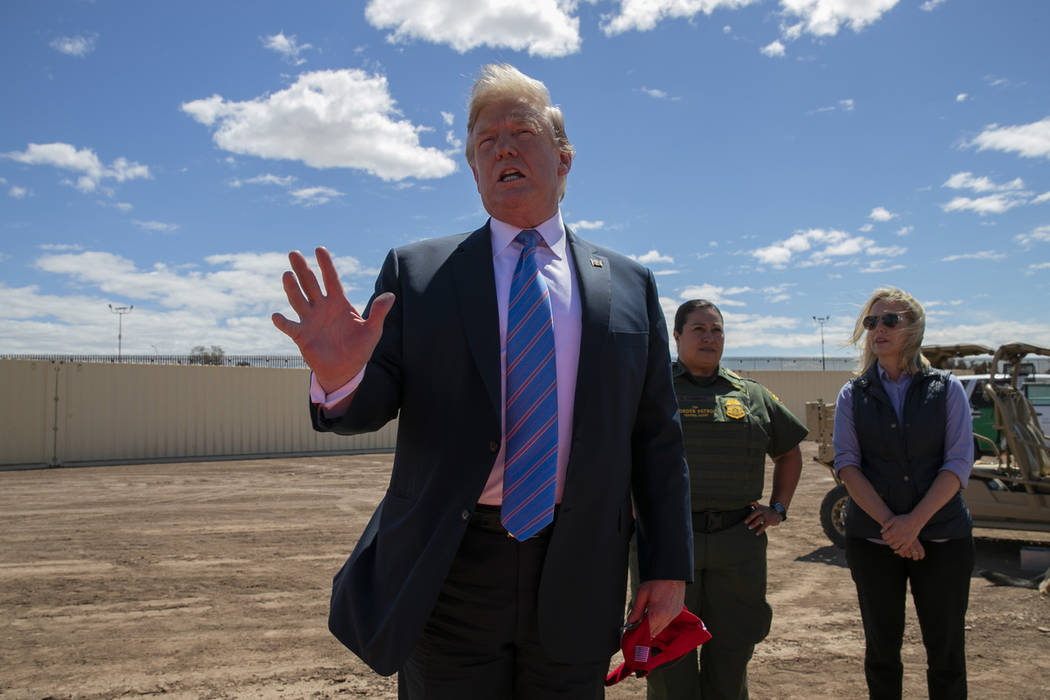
[469,98,571,229]
[674,307,724,377]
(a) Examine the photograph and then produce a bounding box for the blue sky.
[2,0,1048,359]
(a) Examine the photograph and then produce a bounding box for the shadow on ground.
[795,536,1050,581]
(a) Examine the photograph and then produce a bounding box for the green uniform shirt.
[673,361,808,511]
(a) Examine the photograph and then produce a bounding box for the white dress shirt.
[311,211,582,505]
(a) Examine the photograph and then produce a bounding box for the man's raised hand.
[272,247,393,392]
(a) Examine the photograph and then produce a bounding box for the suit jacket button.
[489,441,499,453]
[461,509,470,520]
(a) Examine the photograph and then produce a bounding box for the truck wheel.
[820,484,849,549]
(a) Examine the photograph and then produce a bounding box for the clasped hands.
[881,512,925,560]
[271,247,394,392]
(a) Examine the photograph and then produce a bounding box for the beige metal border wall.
[0,360,854,468]
[0,360,396,468]
[736,370,854,430]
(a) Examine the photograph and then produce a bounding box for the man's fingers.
[366,292,396,327]
[271,312,300,339]
[282,270,312,317]
[626,593,647,624]
[289,250,325,302]
[315,247,346,301]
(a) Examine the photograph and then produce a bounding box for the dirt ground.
[2,442,1049,699]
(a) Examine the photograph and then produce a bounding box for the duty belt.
[692,506,753,534]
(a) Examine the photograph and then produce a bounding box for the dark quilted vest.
[846,365,972,540]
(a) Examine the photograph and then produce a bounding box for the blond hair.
[848,287,930,375]
[464,64,575,170]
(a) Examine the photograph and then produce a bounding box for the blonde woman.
[832,288,974,700]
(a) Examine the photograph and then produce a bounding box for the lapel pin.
[590,258,603,268]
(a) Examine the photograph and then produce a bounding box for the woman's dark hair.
[674,299,723,335]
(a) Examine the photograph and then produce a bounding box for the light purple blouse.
[833,365,973,489]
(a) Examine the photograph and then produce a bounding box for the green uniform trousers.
[631,520,771,700]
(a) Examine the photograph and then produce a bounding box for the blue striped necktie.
[502,229,558,541]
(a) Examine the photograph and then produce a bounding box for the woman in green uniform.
[638,299,808,700]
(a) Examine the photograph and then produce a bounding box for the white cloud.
[761,40,786,57]
[779,0,902,38]
[860,260,905,274]
[941,194,1024,216]
[717,310,812,351]
[640,86,669,99]
[230,173,298,188]
[942,171,1023,193]
[678,283,752,307]
[868,245,907,257]
[869,206,897,221]
[809,98,854,115]
[602,0,760,35]
[569,219,605,230]
[30,249,373,323]
[366,0,581,57]
[3,143,151,193]
[762,282,796,303]
[1029,262,1050,271]
[921,0,947,10]
[940,250,1006,262]
[441,111,455,127]
[956,93,968,102]
[1032,191,1050,205]
[99,200,133,212]
[630,249,674,264]
[970,117,1050,159]
[858,223,873,232]
[261,32,312,65]
[39,243,84,251]
[9,186,28,199]
[182,69,457,181]
[290,186,343,207]
[750,228,876,268]
[896,225,913,237]
[49,34,97,57]
[133,220,179,233]
[1015,225,1050,247]
[0,275,297,355]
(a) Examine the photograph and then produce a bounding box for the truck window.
[1025,384,1050,406]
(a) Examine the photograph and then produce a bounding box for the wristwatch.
[771,502,787,521]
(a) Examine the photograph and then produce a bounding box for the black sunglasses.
[862,313,906,330]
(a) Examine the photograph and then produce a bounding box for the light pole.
[108,304,134,362]
[813,315,829,370]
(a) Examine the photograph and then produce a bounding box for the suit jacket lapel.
[567,229,610,439]
[452,223,501,414]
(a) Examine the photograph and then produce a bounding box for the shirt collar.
[877,363,913,385]
[490,211,566,260]
[672,360,736,388]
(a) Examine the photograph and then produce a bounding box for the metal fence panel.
[0,360,396,468]
[0,361,57,466]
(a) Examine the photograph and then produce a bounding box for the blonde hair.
[848,287,930,375]
[464,64,575,169]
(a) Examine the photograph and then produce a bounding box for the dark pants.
[398,506,606,700]
[631,519,770,700]
[846,536,974,700]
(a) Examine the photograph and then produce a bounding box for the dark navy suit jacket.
[313,222,693,675]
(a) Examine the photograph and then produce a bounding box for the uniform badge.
[724,398,746,419]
